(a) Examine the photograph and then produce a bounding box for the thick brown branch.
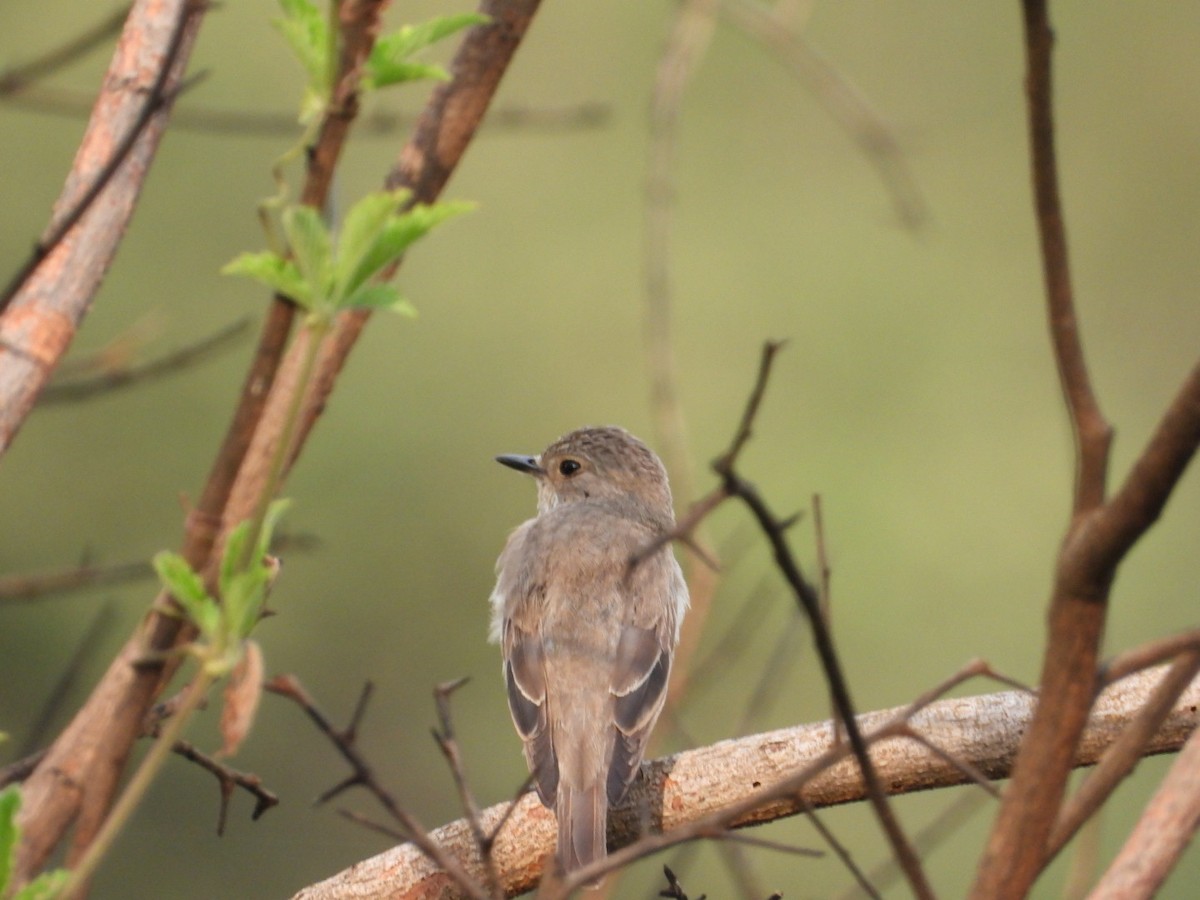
[6,1,208,878]
[293,666,1200,899]
[971,6,1200,897]
[10,0,390,882]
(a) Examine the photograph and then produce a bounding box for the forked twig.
[432,678,504,900]
[265,675,489,900]
[167,737,279,835]
[709,342,934,899]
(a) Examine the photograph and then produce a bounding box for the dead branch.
[292,665,1200,899]
[643,0,723,706]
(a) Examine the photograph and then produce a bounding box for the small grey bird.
[490,426,689,877]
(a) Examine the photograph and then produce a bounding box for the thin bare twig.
[4,86,608,136]
[264,674,489,900]
[0,8,129,94]
[432,678,504,900]
[642,0,724,720]
[0,533,315,606]
[711,343,933,899]
[0,562,149,603]
[167,737,279,835]
[718,0,927,229]
[1100,629,1200,688]
[712,829,822,859]
[42,318,251,403]
[337,808,405,841]
[834,790,988,900]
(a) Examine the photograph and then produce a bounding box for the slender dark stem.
[43,318,250,403]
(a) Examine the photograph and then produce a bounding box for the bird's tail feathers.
[556,783,607,886]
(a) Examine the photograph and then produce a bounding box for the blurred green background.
[2,2,1198,897]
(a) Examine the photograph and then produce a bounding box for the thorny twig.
[264,674,489,900]
[712,342,933,898]
[167,737,279,835]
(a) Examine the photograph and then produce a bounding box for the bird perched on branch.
[490,426,689,879]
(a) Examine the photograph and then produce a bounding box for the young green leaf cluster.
[223,190,472,323]
[153,500,290,676]
[274,0,487,122]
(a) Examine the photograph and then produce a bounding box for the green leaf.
[153,552,220,642]
[256,498,293,564]
[333,190,410,300]
[222,251,312,309]
[283,205,334,310]
[13,869,70,900]
[1,786,19,893]
[342,200,474,303]
[219,520,252,604]
[222,568,269,645]
[364,13,489,89]
[365,60,450,90]
[273,0,330,94]
[342,283,417,316]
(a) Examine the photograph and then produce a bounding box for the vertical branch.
[972,3,1108,895]
[1021,0,1110,513]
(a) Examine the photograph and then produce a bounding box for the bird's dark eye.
[559,459,581,477]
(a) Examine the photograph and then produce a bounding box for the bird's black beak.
[495,454,543,475]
